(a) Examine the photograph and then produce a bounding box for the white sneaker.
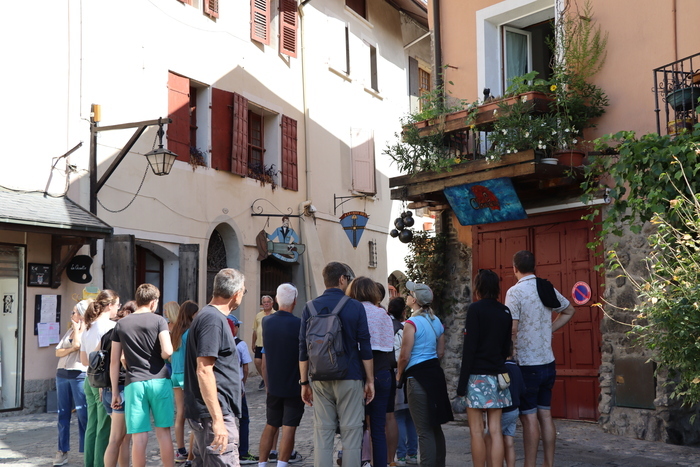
[53,451,68,466]
[407,454,418,464]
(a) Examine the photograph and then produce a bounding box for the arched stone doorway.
[206,223,240,302]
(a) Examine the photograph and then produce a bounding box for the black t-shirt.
[111,312,169,385]
[184,305,241,420]
[262,310,301,398]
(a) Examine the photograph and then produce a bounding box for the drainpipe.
[298,2,313,302]
[672,0,678,62]
[432,0,443,93]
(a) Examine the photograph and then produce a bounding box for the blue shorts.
[501,409,519,437]
[519,361,556,415]
[102,386,125,415]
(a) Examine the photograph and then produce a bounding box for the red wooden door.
[474,210,601,420]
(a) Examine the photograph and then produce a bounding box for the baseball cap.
[227,314,242,326]
[406,281,433,306]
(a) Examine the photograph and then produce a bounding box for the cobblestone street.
[1,376,698,466]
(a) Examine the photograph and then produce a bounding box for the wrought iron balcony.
[653,52,700,135]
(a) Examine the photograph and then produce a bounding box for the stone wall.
[599,218,700,445]
[0,378,54,417]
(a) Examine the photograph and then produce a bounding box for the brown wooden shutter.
[211,88,233,172]
[204,0,219,18]
[408,56,419,97]
[104,235,136,305]
[281,115,298,191]
[279,0,298,58]
[231,93,249,176]
[167,72,191,162]
[351,128,376,194]
[178,244,199,305]
[251,0,270,45]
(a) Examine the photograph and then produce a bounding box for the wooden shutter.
[281,115,298,191]
[204,0,219,18]
[251,0,270,45]
[177,0,193,4]
[104,235,135,305]
[408,56,419,97]
[279,0,298,58]
[211,88,233,172]
[346,0,366,18]
[167,72,191,162]
[327,15,348,73]
[231,93,249,176]
[178,244,199,304]
[351,128,376,194]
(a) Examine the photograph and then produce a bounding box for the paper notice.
[37,322,60,347]
[40,295,58,323]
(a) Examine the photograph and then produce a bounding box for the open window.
[167,72,209,165]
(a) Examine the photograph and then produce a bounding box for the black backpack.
[87,329,113,389]
[305,295,350,381]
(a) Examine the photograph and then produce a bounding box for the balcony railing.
[654,52,700,135]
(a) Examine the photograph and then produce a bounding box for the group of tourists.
[53,249,574,467]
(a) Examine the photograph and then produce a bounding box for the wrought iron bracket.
[250,198,301,218]
[334,194,370,216]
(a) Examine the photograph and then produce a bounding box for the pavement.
[1,376,698,466]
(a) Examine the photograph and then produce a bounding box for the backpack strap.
[306,295,350,317]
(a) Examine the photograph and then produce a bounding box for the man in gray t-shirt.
[111,283,173,466]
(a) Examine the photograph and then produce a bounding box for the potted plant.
[189,147,207,171]
[248,162,278,190]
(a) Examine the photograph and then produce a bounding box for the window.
[0,245,25,411]
[251,0,270,45]
[477,2,554,96]
[369,44,378,92]
[279,0,298,57]
[210,88,298,188]
[418,68,431,106]
[167,72,207,164]
[248,110,264,170]
[327,15,350,75]
[350,128,376,194]
[346,0,366,19]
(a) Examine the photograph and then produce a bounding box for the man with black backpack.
[299,262,374,467]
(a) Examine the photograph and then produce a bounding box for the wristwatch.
[299,380,309,386]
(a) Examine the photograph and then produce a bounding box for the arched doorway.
[259,256,293,304]
[206,230,228,302]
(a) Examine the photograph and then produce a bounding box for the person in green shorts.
[110,283,174,467]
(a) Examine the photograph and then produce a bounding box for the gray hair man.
[184,268,245,466]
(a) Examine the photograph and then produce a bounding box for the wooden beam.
[401,163,536,199]
[390,150,536,188]
[51,236,88,288]
[93,118,172,133]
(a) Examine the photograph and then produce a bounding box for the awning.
[0,189,112,238]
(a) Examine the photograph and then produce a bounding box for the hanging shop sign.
[264,216,305,263]
[66,255,93,284]
[339,211,369,248]
[444,177,527,226]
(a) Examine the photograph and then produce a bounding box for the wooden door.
[474,210,601,420]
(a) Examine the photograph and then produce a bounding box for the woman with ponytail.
[396,282,453,467]
[80,290,121,467]
[169,300,199,462]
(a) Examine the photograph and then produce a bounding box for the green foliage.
[487,99,555,158]
[626,174,700,407]
[404,231,452,318]
[581,124,700,244]
[384,75,478,174]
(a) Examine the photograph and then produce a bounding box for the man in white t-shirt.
[505,250,575,467]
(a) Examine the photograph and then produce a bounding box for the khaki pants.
[311,379,364,467]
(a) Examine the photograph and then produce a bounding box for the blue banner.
[444,178,527,226]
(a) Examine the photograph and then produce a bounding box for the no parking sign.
[572,281,592,305]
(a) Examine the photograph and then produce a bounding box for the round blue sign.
[572,281,592,305]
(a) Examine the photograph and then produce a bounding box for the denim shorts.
[501,408,519,437]
[102,386,125,415]
[519,361,556,415]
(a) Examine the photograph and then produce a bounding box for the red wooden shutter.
[167,72,191,162]
[211,88,233,172]
[204,0,219,18]
[279,0,298,58]
[281,115,298,191]
[251,0,270,45]
[231,93,249,176]
[351,128,376,194]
